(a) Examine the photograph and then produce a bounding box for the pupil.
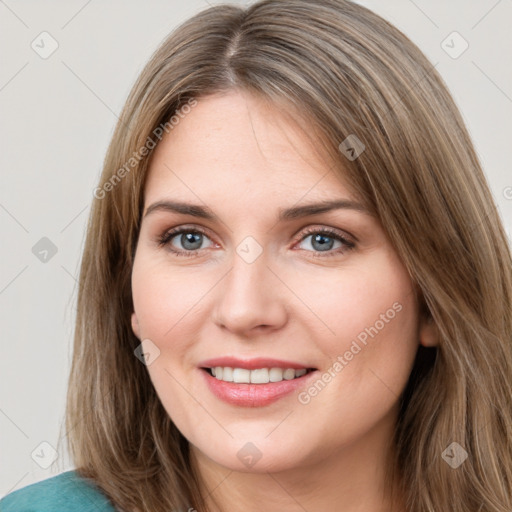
[312,234,333,251]
[182,233,202,250]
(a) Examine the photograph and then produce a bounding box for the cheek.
[293,259,414,345]
[131,258,213,342]
[131,257,208,430]
[291,252,418,390]
[287,259,418,453]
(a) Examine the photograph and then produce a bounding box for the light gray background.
[1,0,511,496]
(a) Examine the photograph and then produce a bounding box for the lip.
[198,357,318,408]
[198,357,313,371]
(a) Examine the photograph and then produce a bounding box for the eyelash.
[156,225,356,258]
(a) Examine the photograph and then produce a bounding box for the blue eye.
[158,228,213,257]
[157,226,355,258]
[296,228,355,257]
[300,233,340,252]
[174,232,206,251]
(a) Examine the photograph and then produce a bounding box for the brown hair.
[62,1,512,510]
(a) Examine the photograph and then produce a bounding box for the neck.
[189,409,405,512]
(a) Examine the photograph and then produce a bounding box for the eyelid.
[157,224,216,248]
[291,225,355,246]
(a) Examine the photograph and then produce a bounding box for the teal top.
[0,471,116,511]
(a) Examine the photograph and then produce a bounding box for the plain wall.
[1,0,511,496]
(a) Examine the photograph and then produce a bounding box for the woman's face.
[131,90,431,474]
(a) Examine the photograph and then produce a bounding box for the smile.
[198,357,318,407]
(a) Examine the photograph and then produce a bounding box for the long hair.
[62,1,512,510]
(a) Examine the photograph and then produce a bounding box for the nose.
[212,250,288,337]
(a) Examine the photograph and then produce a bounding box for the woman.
[2,0,511,511]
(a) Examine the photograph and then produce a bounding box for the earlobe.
[131,312,141,339]
[419,315,439,347]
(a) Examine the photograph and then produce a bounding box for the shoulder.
[0,470,116,512]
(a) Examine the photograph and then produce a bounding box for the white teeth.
[222,366,233,382]
[232,368,251,383]
[208,367,310,384]
[269,368,283,382]
[250,368,269,384]
[283,369,295,380]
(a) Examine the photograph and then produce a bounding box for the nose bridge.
[213,244,287,334]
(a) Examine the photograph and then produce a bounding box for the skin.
[130,90,437,512]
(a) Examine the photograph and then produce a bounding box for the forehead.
[144,90,357,206]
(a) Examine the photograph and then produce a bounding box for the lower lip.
[200,369,317,407]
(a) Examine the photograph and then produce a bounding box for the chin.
[192,436,311,474]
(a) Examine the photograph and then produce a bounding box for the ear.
[131,312,141,340]
[418,313,438,347]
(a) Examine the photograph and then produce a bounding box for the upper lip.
[199,357,315,371]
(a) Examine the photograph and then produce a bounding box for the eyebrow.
[143,198,370,221]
